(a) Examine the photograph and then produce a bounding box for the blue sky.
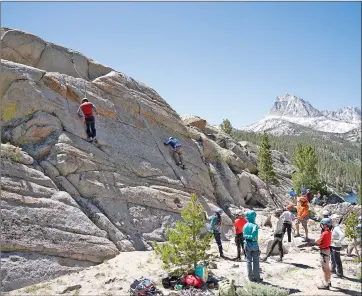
[2,2,361,127]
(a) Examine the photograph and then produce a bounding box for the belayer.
[164,137,185,169]
[77,98,97,143]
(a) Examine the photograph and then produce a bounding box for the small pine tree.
[292,143,320,194]
[344,211,361,259]
[257,132,279,187]
[153,193,213,273]
[220,119,233,136]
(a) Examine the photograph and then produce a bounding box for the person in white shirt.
[262,209,285,262]
[281,205,296,243]
[330,214,345,278]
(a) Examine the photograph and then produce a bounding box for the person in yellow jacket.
[294,195,309,242]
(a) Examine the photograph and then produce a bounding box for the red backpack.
[183,275,203,289]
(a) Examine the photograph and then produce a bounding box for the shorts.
[320,252,330,269]
[296,217,309,228]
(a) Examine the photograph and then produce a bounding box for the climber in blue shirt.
[164,137,185,169]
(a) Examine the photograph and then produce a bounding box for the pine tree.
[292,143,320,194]
[257,132,279,187]
[220,119,233,136]
[153,193,213,274]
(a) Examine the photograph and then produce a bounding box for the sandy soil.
[6,215,362,296]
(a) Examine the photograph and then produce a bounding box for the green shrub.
[237,282,289,296]
[1,143,22,162]
[153,193,213,274]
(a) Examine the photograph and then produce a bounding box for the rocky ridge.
[1,28,293,291]
[240,94,361,140]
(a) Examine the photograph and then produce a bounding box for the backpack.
[218,279,236,296]
[130,278,163,296]
[183,275,203,289]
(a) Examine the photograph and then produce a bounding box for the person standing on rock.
[204,209,224,258]
[330,214,345,278]
[234,210,247,261]
[77,98,98,143]
[262,209,285,262]
[294,195,309,242]
[306,189,312,202]
[164,137,185,169]
[243,210,263,282]
[316,218,333,290]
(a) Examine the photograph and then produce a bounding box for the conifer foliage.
[220,119,233,136]
[257,132,279,187]
[153,193,213,273]
[292,143,322,194]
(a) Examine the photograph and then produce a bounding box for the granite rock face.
[1,28,292,291]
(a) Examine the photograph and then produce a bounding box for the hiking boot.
[261,257,268,262]
[303,237,309,242]
[294,234,301,238]
[254,278,263,283]
[317,281,330,290]
[333,273,343,278]
[87,137,93,142]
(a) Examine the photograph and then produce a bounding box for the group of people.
[205,189,362,290]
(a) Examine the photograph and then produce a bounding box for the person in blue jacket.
[204,209,224,258]
[243,210,262,282]
[164,137,185,169]
[289,188,295,200]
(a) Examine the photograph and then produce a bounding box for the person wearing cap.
[234,210,247,261]
[77,98,98,142]
[262,209,285,262]
[330,214,345,278]
[316,218,333,290]
[204,209,224,258]
[243,210,262,282]
[295,195,310,241]
[164,137,185,169]
[280,204,296,243]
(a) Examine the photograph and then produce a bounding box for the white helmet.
[322,210,329,216]
[168,137,173,140]
[330,214,340,222]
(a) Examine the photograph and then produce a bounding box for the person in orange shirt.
[294,195,309,241]
[234,210,247,261]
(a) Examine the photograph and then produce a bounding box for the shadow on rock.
[261,281,301,295]
[342,275,362,284]
[332,286,362,296]
[286,262,315,269]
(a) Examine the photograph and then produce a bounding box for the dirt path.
[6,219,362,296]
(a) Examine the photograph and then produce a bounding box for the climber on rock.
[77,98,98,143]
[164,137,185,169]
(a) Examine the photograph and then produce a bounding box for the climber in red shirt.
[77,98,98,142]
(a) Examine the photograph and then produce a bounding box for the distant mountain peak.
[268,94,322,118]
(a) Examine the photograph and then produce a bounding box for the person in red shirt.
[234,210,247,261]
[77,98,98,142]
[316,217,332,290]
